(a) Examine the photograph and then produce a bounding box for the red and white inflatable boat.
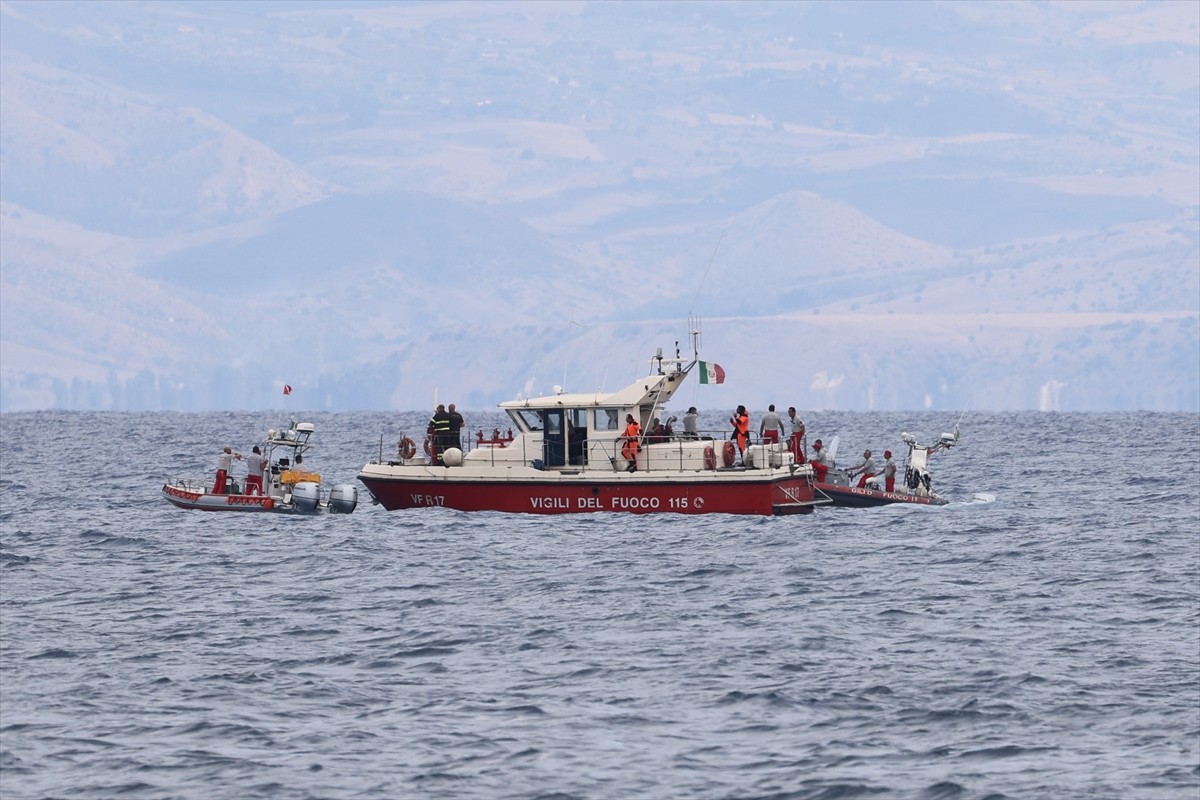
[162,422,358,514]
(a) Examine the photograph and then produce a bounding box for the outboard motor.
[329,484,359,514]
[905,466,921,490]
[292,481,321,513]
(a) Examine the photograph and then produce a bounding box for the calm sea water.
[1,411,1198,800]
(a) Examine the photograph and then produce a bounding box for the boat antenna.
[688,229,725,318]
[562,320,584,393]
[953,395,971,438]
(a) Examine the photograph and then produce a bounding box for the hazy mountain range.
[1,0,1197,413]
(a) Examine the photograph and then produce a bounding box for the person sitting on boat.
[213,446,241,494]
[849,449,877,489]
[621,414,641,472]
[787,406,806,463]
[880,450,897,493]
[682,407,700,439]
[809,439,830,483]
[730,405,750,458]
[646,417,673,444]
[759,404,785,445]
[243,445,265,496]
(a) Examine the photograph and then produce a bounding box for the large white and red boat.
[162,421,358,514]
[813,429,960,508]
[358,334,826,516]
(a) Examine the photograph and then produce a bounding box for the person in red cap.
[809,439,830,483]
[881,449,897,492]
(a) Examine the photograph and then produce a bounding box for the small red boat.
[359,329,827,516]
[813,430,960,508]
[162,422,359,514]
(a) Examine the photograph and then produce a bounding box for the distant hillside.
[1,0,1196,411]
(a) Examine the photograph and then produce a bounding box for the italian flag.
[697,361,725,385]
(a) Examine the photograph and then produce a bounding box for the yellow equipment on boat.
[280,470,321,485]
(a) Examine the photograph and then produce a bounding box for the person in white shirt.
[786,406,806,462]
[758,404,785,444]
[810,439,830,483]
[849,449,877,489]
[213,446,240,494]
[881,450,897,492]
[243,445,265,496]
[682,407,700,439]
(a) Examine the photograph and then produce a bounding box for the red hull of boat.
[359,475,820,516]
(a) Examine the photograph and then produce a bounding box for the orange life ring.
[399,437,417,460]
[722,440,737,467]
[423,437,433,456]
[704,445,716,470]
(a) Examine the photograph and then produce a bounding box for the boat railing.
[374,428,799,472]
[167,478,213,493]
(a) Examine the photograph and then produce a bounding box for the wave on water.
[0,411,1197,800]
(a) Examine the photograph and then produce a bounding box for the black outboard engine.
[905,466,920,490]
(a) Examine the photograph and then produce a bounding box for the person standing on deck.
[447,404,465,451]
[729,405,750,458]
[243,445,265,496]
[682,407,700,439]
[849,449,877,489]
[881,450,897,493]
[213,446,240,494]
[621,414,641,472]
[428,404,451,464]
[787,407,806,463]
[759,405,785,445]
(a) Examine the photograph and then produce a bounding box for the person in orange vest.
[621,414,641,472]
[729,405,750,459]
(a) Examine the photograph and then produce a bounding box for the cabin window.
[568,409,588,431]
[509,409,542,432]
[595,408,620,431]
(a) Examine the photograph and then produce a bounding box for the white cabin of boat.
[424,349,761,474]
[484,352,698,472]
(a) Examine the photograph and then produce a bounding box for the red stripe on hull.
[161,484,276,512]
[360,476,818,516]
[815,483,946,508]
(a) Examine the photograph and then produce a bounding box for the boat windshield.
[508,409,542,432]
